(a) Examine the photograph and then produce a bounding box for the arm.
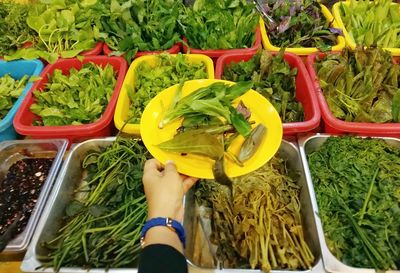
[138,159,198,273]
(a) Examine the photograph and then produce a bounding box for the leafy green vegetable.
[316,47,400,122]
[159,81,253,133]
[340,0,400,48]
[42,137,150,271]
[179,0,259,50]
[0,74,28,120]
[194,156,314,271]
[30,62,116,126]
[101,0,183,59]
[0,2,36,56]
[127,53,208,123]
[307,136,400,270]
[5,0,101,63]
[262,0,341,50]
[223,49,303,122]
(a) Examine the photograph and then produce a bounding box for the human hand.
[142,159,198,223]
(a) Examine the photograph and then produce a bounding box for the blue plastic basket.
[0,60,44,141]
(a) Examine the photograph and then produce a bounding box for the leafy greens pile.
[42,138,150,270]
[262,0,340,50]
[179,0,259,50]
[0,2,36,57]
[30,63,116,126]
[158,81,264,185]
[339,0,400,48]
[195,156,314,271]
[316,48,400,122]
[101,0,183,60]
[223,49,303,122]
[0,74,28,120]
[307,136,400,270]
[127,54,208,123]
[5,0,101,63]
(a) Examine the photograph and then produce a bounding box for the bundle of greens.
[179,0,259,50]
[158,81,265,185]
[316,47,400,122]
[195,156,314,271]
[30,63,116,126]
[0,74,28,120]
[5,0,102,63]
[101,0,183,60]
[307,136,400,270]
[127,54,208,123]
[41,138,150,271]
[223,49,303,122]
[262,0,340,50]
[0,2,36,56]
[339,0,400,48]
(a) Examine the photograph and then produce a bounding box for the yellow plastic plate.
[140,79,283,179]
[332,1,400,56]
[114,54,215,135]
[260,5,345,55]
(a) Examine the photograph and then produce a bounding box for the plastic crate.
[13,56,128,143]
[306,53,400,136]
[215,51,320,135]
[332,1,400,56]
[182,25,262,60]
[81,42,103,56]
[103,43,181,59]
[114,54,214,135]
[0,59,44,141]
[260,4,345,56]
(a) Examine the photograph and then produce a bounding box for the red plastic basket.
[182,27,262,61]
[13,56,128,143]
[81,42,103,56]
[306,53,400,137]
[103,43,181,58]
[215,51,320,135]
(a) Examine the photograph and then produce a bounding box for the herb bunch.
[316,47,400,122]
[0,74,28,120]
[262,0,341,50]
[223,49,302,122]
[42,138,150,271]
[308,136,400,270]
[179,0,259,50]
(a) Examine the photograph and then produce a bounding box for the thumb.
[163,160,177,176]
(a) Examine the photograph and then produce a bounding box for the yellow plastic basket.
[332,1,400,56]
[260,4,345,55]
[114,54,214,135]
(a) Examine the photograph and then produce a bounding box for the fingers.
[182,176,199,193]
[143,159,163,179]
[163,160,178,176]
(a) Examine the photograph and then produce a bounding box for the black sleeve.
[138,244,188,273]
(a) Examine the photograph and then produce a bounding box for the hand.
[142,159,198,223]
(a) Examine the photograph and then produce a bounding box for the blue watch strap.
[140,217,186,248]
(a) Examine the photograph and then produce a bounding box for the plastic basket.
[81,42,103,56]
[215,52,320,135]
[103,43,181,59]
[306,53,400,136]
[182,26,262,60]
[114,54,214,135]
[332,1,400,56]
[13,56,128,143]
[261,4,345,55]
[0,59,44,141]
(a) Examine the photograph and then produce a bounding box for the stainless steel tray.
[0,139,67,254]
[298,133,400,273]
[183,140,325,273]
